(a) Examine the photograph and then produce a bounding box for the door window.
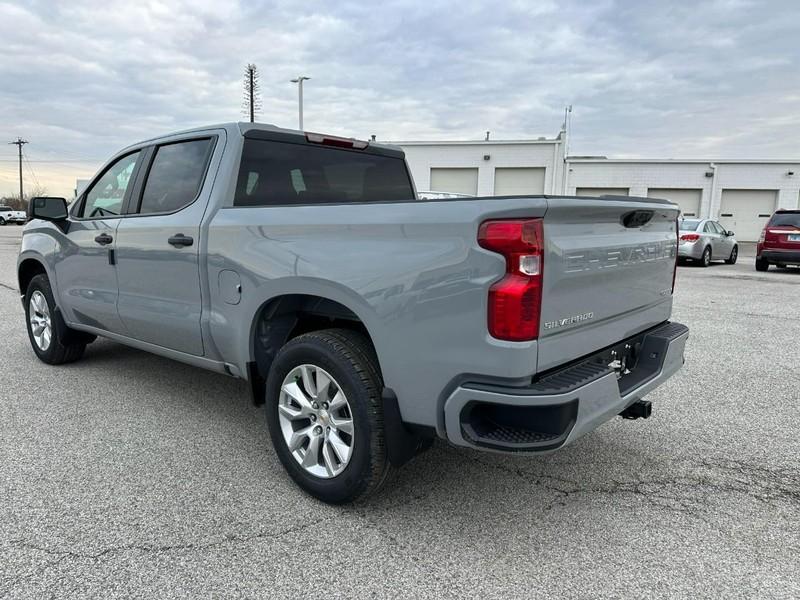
[712,222,727,235]
[138,139,213,214]
[80,152,140,218]
[703,222,716,233]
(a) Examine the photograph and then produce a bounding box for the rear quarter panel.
[206,197,547,430]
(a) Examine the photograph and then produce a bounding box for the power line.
[0,158,101,163]
[23,152,42,190]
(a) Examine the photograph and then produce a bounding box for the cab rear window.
[234,139,414,206]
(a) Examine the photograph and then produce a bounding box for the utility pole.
[9,138,28,202]
[243,64,261,123]
[249,68,255,123]
[290,76,310,130]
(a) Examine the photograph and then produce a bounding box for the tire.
[755,258,769,272]
[25,274,87,365]
[700,246,711,267]
[265,328,392,504]
[0,217,6,226]
[725,245,738,265]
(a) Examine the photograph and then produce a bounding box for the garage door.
[719,189,777,241]
[648,188,702,218]
[575,187,629,197]
[429,168,478,196]
[494,167,545,196]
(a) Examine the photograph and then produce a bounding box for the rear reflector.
[305,132,369,149]
[478,219,543,341]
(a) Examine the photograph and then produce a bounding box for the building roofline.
[567,157,800,165]
[392,138,560,146]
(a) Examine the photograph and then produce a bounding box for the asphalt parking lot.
[1,226,798,599]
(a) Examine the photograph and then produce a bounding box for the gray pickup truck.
[18,123,688,503]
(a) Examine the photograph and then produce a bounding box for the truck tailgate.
[537,196,678,372]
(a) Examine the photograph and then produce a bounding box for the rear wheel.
[25,274,88,364]
[700,246,712,267]
[0,217,6,226]
[755,258,769,272]
[265,328,391,504]
[725,245,738,264]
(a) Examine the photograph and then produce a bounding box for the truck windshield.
[234,139,414,206]
[768,213,800,227]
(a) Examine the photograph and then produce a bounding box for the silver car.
[678,218,738,266]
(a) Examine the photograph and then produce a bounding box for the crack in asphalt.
[5,516,327,573]
[0,282,18,293]
[459,453,800,516]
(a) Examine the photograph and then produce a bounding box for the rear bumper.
[678,242,704,259]
[759,250,800,264]
[442,321,689,453]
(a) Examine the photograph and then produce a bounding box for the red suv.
[756,210,800,271]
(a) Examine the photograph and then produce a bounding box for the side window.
[713,222,727,235]
[81,152,140,218]
[703,222,715,233]
[138,139,213,215]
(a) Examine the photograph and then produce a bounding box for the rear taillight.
[478,218,543,341]
[680,233,700,241]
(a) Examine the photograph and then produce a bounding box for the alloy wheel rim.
[29,290,52,351]
[277,364,354,478]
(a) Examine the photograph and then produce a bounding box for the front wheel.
[755,258,769,272]
[25,274,87,364]
[725,245,738,264]
[265,329,392,504]
[0,217,6,226]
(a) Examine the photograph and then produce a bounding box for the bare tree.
[243,64,262,123]
[1,184,49,210]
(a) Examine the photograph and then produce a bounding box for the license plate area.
[788,234,800,242]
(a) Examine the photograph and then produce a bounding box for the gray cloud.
[0,0,798,196]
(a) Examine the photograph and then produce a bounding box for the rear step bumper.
[443,321,689,453]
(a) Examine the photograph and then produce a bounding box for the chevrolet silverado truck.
[18,123,688,503]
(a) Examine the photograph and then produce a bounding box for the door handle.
[168,233,194,248]
[94,233,113,245]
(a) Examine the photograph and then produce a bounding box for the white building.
[397,133,800,241]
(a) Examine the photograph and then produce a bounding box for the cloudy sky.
[0,0,798,197]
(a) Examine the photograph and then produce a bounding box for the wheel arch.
[17,257,48,296]
[245,292,381,406]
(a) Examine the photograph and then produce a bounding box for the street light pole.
[290,76,310,130]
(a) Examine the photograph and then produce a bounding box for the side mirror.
[726,230,735,237]
[28,196,68,222]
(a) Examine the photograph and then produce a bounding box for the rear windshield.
[769,212,800,227]
[680,219,701,231]
[234,139,414,206]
